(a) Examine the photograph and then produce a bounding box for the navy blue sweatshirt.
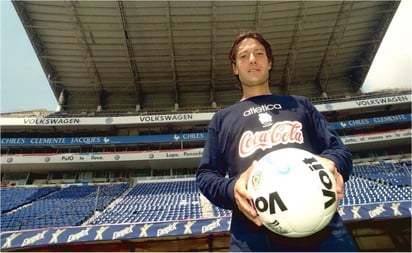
[196,94,356,251]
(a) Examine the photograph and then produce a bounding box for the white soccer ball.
[247,148,337,238]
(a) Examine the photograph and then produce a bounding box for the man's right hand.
[233,160,263,226]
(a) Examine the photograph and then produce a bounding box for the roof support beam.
[118,1,142,108]
[166,2,179,110]
[317,2,353,97]
[209,2,217,108]
[253,1,263,31]
[280,2,308,95]
[65,1,103,94]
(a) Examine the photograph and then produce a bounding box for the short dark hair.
[229,32,274,65]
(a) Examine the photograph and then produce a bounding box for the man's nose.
[249,53,257,63]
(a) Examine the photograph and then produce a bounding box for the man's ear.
[232,62,239,75]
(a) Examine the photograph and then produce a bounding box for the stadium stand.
[1,186,59,214]
[1,161,410,230]
[1,1,410,251]
[1,90,411,251]
[88,180,201,225]
[341,163,411,206]
[1,184,128,232]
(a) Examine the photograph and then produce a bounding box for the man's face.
[232,38,272,88]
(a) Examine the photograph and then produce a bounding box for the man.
[196,32,357,251]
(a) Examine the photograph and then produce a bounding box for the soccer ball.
[247,148,337,238]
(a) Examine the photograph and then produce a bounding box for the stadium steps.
[198,193,216,218]
[83,184,134,225]
[87,179,202,225]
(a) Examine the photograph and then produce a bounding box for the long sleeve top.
[196,94,354,251]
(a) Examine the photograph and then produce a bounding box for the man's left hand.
[316,156,344,201]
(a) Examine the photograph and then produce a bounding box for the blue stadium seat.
[339,162,411,206]
[1,186,59,214]
[1,183,128,232]
[2,161,410,231]
[89,180,202,225]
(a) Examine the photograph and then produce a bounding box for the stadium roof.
[13,1,400,113]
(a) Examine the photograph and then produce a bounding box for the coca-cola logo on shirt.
[238,121,303,157]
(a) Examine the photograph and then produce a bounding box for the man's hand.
[317,156,345,201]
[234,161,263,226]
